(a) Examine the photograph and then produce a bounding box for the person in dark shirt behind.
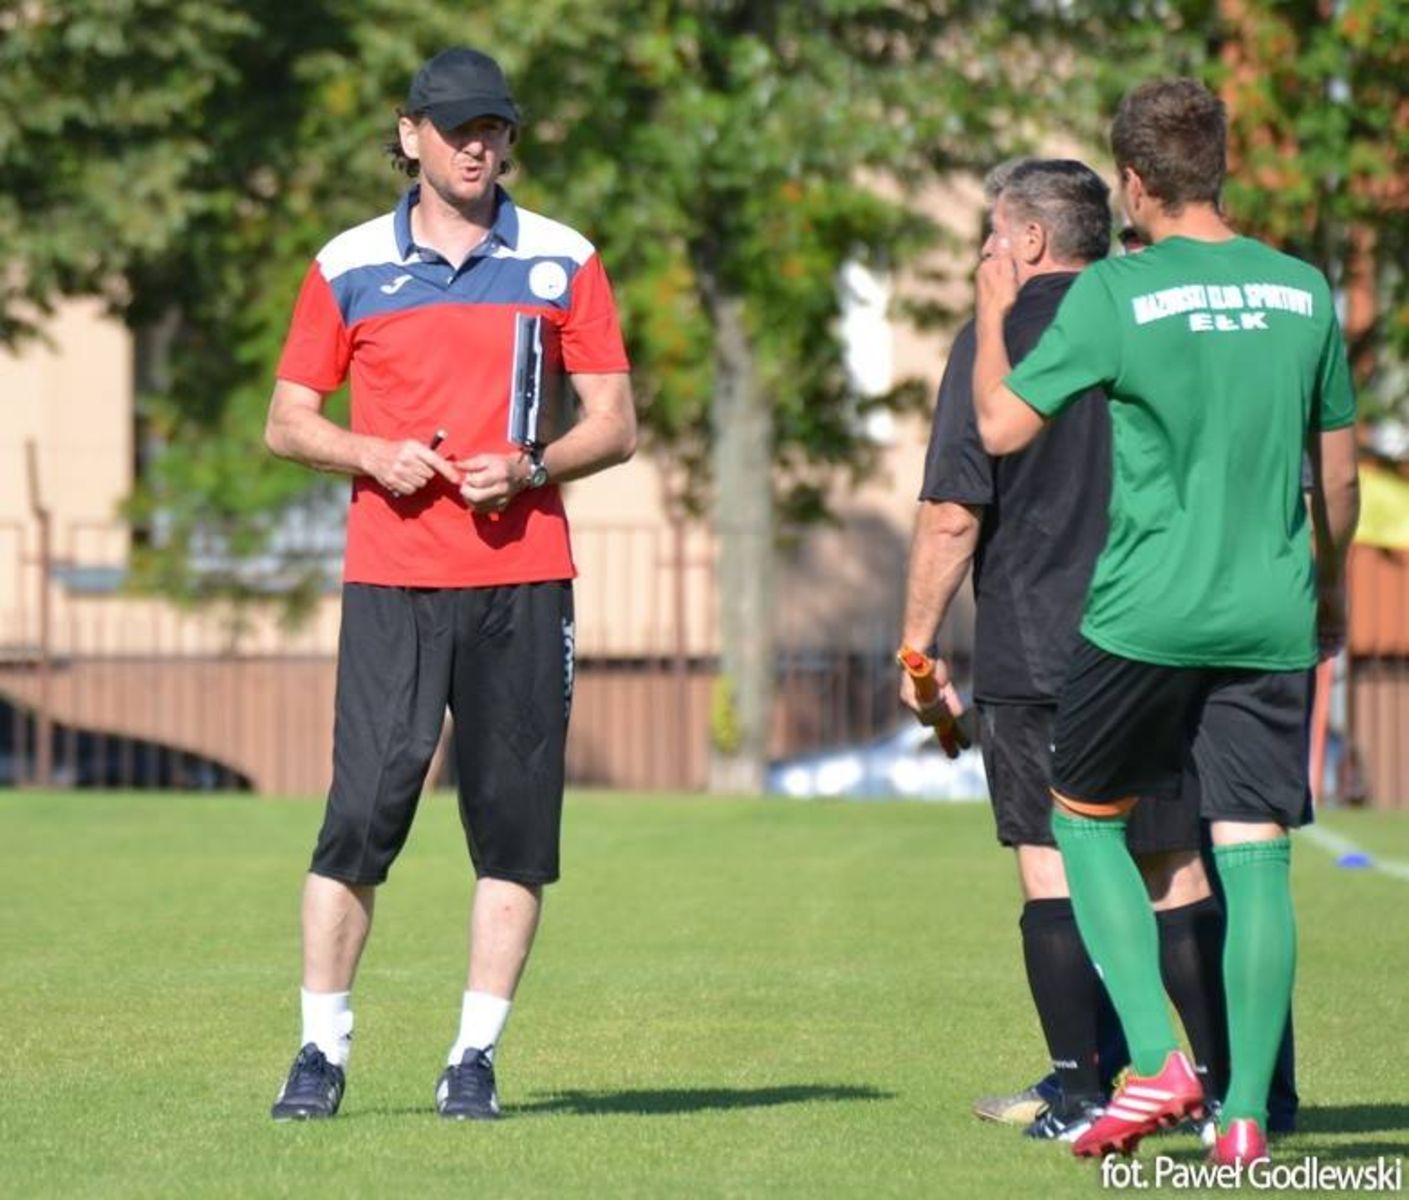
[899,158,1226,1141]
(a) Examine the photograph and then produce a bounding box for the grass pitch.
[2,790,1406,1198]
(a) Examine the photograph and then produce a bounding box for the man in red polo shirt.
[264,46,636,1122]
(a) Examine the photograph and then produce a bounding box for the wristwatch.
[525,446,549,489]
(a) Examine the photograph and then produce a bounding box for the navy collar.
[393,184,520,261]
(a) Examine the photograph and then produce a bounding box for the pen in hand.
[435,429,506,523]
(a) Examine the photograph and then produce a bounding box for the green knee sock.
[1215,839,1295,1128]
[1052,809,1179,1076]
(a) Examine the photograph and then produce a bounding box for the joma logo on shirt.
[1131,281,1313,330]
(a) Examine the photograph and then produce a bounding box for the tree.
[1034,0,1409,412]
[502,1,1047,789]
[0,2,507,604]
[1,0,362,604]
[1212,0,1409,409]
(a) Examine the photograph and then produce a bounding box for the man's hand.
[975,246,1019,324]
[1316,579,1348,660]
[899,655,955,719]
[897,647,970,758]
[457,451,530,514]
[364,439,461,498]
[972,247,1046,456]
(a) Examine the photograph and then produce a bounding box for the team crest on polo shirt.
[529,261,568,301]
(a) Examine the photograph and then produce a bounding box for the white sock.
[300,988,353,1068]
[448,991,512,1064]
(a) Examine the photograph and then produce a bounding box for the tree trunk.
[703,281,776,794]
[131,306,182,535]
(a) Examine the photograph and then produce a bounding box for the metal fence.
[1343,545,1409,809]
[0,512,960,795]
[1,509,1402,805]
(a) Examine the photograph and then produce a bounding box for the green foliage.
[1037,0,1409,418]
[1210,0,1409,418]
[2,0,1052,596]
[3,0,1404,602]
[506,1,1046,516]
[709,673,742,755]
[3,1,340,597]
[0,2,496,598]
[0,0,255,342]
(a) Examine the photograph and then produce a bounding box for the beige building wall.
[0,299,132,643]
[765,171,989,653]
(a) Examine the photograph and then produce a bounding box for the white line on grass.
[1298,824,1409,882]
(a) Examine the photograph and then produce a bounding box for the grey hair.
[986,158,1113,264]
[982,157,1036,205]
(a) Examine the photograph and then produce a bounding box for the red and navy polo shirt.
[276,185,630,587]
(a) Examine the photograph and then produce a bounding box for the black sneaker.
[436,1048,500,1120]
[1023,1097,1102,1142]
[271,1043,345,1120]
[1185,1097,1223,1147]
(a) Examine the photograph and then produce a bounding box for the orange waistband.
[1051,790,1138,818]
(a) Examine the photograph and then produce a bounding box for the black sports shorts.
[1049,637,1313,829]
[310,581,575,886]
[977,702,1200,854]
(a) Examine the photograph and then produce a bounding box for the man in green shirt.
[972,78,1360,1166]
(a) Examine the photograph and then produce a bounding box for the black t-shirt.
[920,271,1110,703]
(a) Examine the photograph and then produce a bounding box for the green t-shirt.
[1006,236,1356,669]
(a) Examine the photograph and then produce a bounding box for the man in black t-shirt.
[899,159,1227,1140]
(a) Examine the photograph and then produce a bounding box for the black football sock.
[1095,980,1129,1092]
[1268,1013,1299,1132]
[1156,894,1230,1101]
[1020,898,1104,1105]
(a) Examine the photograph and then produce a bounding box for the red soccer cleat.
[1072,1050,1205,1158]
[1209,1118,1269,1167]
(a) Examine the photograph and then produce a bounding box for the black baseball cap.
[406,47,521,131]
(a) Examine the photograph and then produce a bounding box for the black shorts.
[1050,638,1313,829]
[978,702,1200,854]
[310,581,575,886]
